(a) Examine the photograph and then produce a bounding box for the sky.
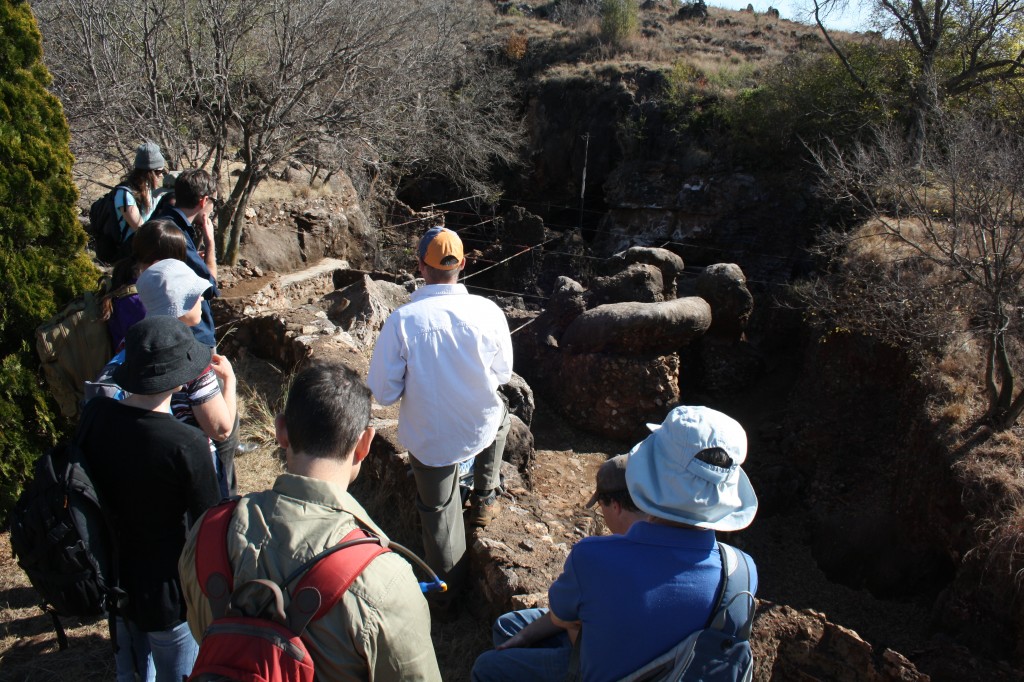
[708,0,874,32]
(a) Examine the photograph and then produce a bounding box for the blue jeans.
[114,617,154,682]
[471,608,572,682]
[114,618,198,682]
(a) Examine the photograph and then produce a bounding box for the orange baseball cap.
[418,227,464,270]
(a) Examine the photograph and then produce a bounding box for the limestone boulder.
[239,186,372,273]
[501,373,536,428]
[696,262,753,338]
[588,263,664,306]
[536,277,587,348]
[561,297,711,356]
[607,246,684,298]
[324,275,410,347]
[503,415,536,484]
[512,278,586,398]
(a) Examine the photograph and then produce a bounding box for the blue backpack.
[616,543,756,682]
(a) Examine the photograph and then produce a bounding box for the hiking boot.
[468,491,501,528]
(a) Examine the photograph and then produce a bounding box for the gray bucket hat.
[113,316,211,395]
[137,259,212,319]
[134,141,166,171]
[625,406,758,531]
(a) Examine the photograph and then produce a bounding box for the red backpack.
[187,498,389,682]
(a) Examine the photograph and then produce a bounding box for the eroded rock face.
[588,263,665,306]
[561,297,712,355]
[752,602,930,681]
[557,353,680,441]
[240,189,372,273]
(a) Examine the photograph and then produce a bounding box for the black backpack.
[87,186,132,264]
[9,404,121,649]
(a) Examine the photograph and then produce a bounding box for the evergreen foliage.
[0,0,96,523]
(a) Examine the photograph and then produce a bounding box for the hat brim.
[113,337,211,395]
[625,431,758,531]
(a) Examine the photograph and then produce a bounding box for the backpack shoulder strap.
[294,528,390,622]
[111,186,134,239]
[195,498,242,599]
[195,501,390,624]
[112,185,132,202]
[73,398,103,448]
[709,542,756,640]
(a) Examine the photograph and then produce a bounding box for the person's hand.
[210,353,234,383]
[199,211,215,245]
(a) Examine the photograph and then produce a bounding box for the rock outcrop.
[752,602,930,681]
[514,247,750,439]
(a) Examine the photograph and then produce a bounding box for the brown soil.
[0,352,1011,682]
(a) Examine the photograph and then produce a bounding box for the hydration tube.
[280,535,447,595]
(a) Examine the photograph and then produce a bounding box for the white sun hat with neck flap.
[625,405,758,531]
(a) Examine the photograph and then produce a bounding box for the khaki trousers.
[409,409,510,588]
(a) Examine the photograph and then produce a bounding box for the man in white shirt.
[367,227,513,596]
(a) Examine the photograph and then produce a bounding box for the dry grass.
[0,531,113,682]
[492,2,843,99]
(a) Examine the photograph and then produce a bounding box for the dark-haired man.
[179,363,441,682]
[155,168,219,347]
[585,454,648,536]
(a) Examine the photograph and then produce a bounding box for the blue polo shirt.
[548,521,756,682]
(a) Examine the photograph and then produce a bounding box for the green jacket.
[180,473,441,682]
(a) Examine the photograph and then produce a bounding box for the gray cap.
[134,142,166,171]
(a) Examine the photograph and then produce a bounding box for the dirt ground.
[0,362,987,681]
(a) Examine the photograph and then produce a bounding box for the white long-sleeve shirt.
[367,283,513,467]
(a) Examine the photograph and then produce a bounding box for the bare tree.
[807,111,1024,429]
[33,0,523,264]
[809,0,1024,159]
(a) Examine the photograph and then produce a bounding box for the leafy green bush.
[0,0,96,523]
[600,0,638,46]
[719,43,908,164]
